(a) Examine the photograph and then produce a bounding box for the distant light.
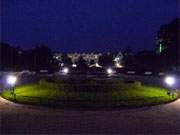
[115,63,123,68]
[89,63,102,68]
[60,63,64,67]
[159,43,163,53]
[7,75,17,86]
[107,68,113,74]
[72,64,77,67]
[158,72,165,76]
[165,76,175,86]
[62,67,69,74]
[95,63,102,68]
[144,71,152,75]
[114,57,120,62]
[127,71,135,74]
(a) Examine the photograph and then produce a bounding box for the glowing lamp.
[115,63,123,68]
[72,64,77,67]
[7,75,17,86]
[107,68,113,74]
[62,67,69,74]
[165,76,175,86]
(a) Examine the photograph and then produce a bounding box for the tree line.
[0,18,179,73]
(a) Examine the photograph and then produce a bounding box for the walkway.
[0,97,180,134]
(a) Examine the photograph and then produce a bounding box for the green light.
[159,43,162,53]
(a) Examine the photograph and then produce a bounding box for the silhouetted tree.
[99,53,114,67]
[0,43,13,70]
[0,43,60,72]
[135,50,158,72]
[0,43,24,71]
[32,45,53,72]
[76,56,87,72]
[121,48,137,70]
[156,18,180,67]
[61,53,72,66]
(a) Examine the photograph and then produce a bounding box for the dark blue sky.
[1,0,179,52]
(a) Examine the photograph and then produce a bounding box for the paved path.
[0,97,180,134]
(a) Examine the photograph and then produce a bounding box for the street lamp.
[7,75,17,87]
[165,76,175,87]
[164,76,176,97]
[62,67,69,74]
[107,68,115,75]
[7,75,17,99]
[107,68,113,74]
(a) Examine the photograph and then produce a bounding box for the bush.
[87,79,97,86]
[45,78,56,83]
[133,81,142,87]
[39,79,46,85]
[111,79,123,85]
[53,76,64,83]
[39,79,58,88]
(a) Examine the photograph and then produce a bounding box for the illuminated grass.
[1,79,179,107]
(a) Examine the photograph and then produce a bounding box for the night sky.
[1,0,179,52]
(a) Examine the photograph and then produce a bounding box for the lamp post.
[164,76,176,97]
[62,67,69,75]
[107,68,113,74]
[106,68,115,76]
[7,75,17,100]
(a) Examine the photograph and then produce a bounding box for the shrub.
[87,79,97,86]
[39,79,46,85]
[53,76,64,83]
[133,81,142,87]
[45,78,56,83]
[111,79,123,85]
[39,79,58,88]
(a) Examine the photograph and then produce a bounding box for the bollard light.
[62,67,69,74]
[107,68,114,75]
[165,76,175,87]
[7,75,17,100]
[7,75,17,86]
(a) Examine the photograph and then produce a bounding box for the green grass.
[1,79,179,107]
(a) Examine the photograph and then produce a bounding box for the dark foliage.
[157,18,180,67]
[0,43,59,72]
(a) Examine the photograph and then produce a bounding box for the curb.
[1,95,180,111]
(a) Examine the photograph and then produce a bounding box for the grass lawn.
[1,79,179,107]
